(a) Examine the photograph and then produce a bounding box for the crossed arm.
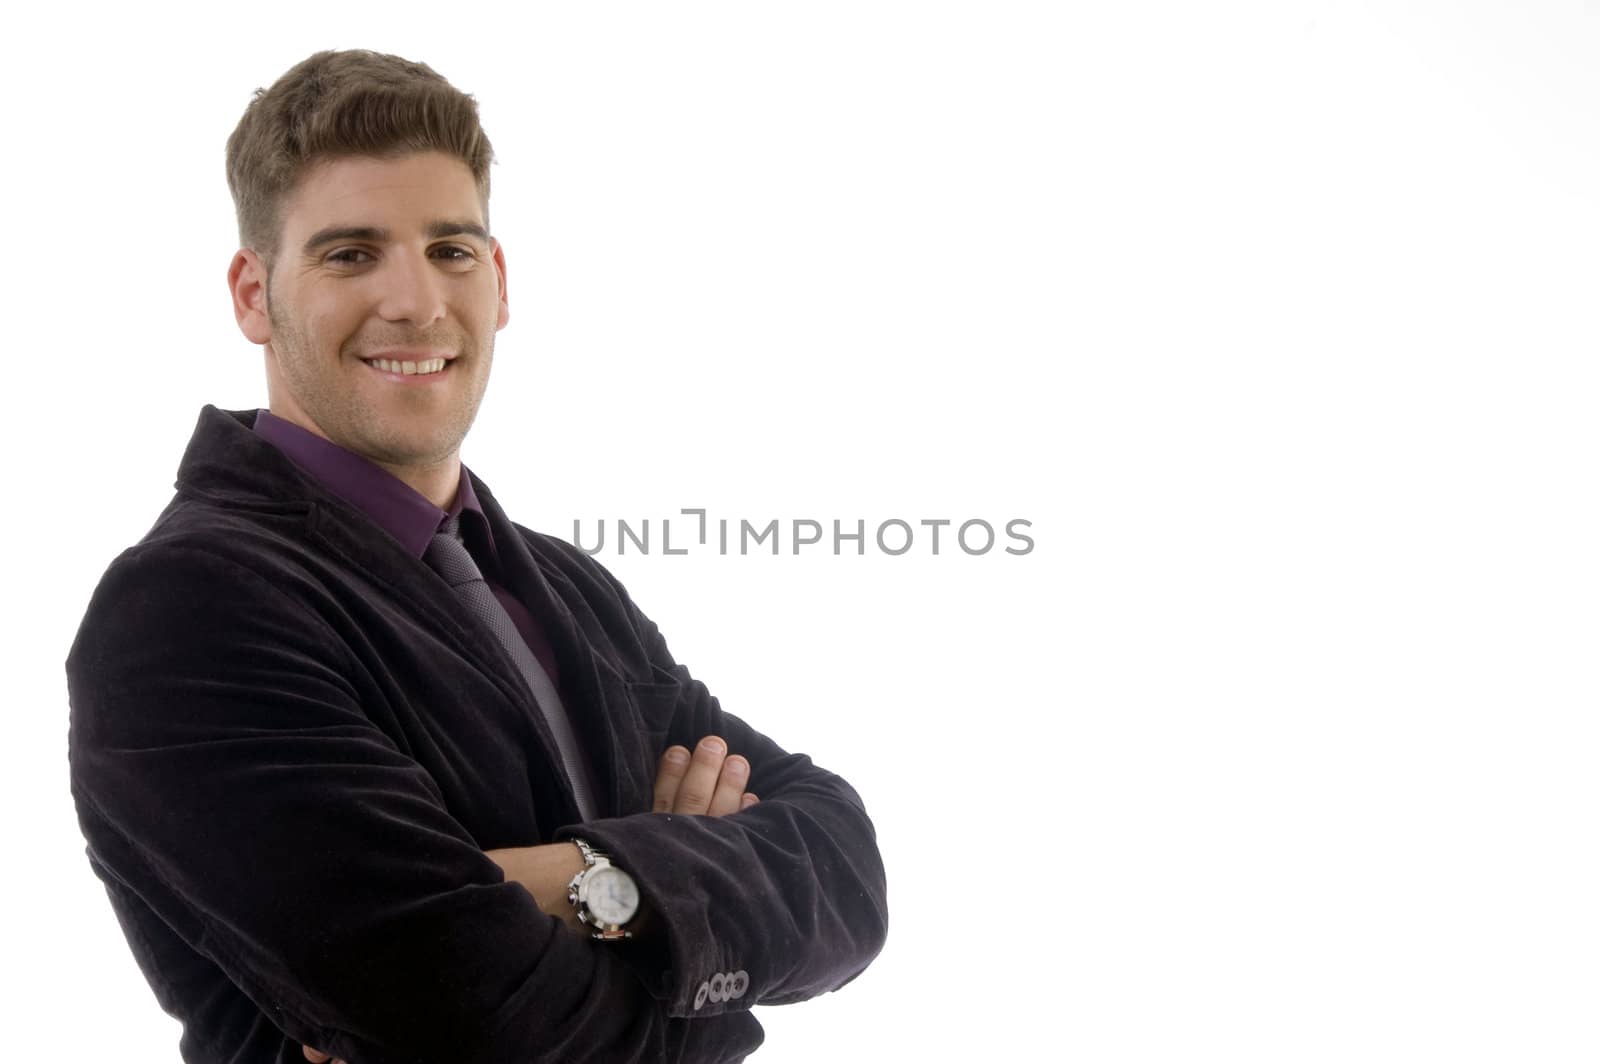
[485,737,761,935]
[301,739,758,1064]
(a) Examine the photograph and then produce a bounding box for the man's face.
[253,151,508,473]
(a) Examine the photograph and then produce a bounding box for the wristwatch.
[566,837,640,941]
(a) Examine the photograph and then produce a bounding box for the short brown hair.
[225,49,495,270]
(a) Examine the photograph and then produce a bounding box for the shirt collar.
[253,408,496,561]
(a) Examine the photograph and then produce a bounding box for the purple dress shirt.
[252,408,562,686]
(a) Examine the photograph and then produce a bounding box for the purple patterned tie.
[425,514,597,820]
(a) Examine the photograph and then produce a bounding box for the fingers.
[673,736,731,814]
[652,745,691,812]
[652,736,758,816]
[706,753,751,817]
[302,1044,347,1063]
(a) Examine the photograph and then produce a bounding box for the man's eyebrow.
[301,220,491,256]
[426,220,490,243]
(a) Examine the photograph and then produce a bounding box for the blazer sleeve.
[66,543,762,1064]
[547,547,890,1020]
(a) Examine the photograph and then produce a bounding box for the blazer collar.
[174,405,321,513]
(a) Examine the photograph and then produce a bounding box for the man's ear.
[493,238,510,331]
[229,248,272,344]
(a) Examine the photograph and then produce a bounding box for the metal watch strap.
[566,837,634,941]
[571,837,603,869]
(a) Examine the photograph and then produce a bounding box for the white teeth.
[366,357,447,375]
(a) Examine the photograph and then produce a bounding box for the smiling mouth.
[362,357,450,375]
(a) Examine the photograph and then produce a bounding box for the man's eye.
[325,247,474,266]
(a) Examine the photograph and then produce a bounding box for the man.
[66,50,887,1064]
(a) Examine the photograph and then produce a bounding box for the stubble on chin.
[264,296,495,470]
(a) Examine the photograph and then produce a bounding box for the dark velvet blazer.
[66,406,887,1064]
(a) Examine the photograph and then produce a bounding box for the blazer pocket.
[591,652,686,738]
[593,673,685,815]
[623,677,684,738]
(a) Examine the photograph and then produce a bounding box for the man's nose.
[374,251,448,327]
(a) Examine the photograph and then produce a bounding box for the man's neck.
[370,455,462,512]
[262,404,463,512]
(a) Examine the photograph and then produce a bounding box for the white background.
[5,2,1597,1061]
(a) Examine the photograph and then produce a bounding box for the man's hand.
[301,1049,343,1063]
[653,735,760,815]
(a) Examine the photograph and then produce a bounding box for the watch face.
[586,866,640,926]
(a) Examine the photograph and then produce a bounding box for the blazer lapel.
[469,477,644,821]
